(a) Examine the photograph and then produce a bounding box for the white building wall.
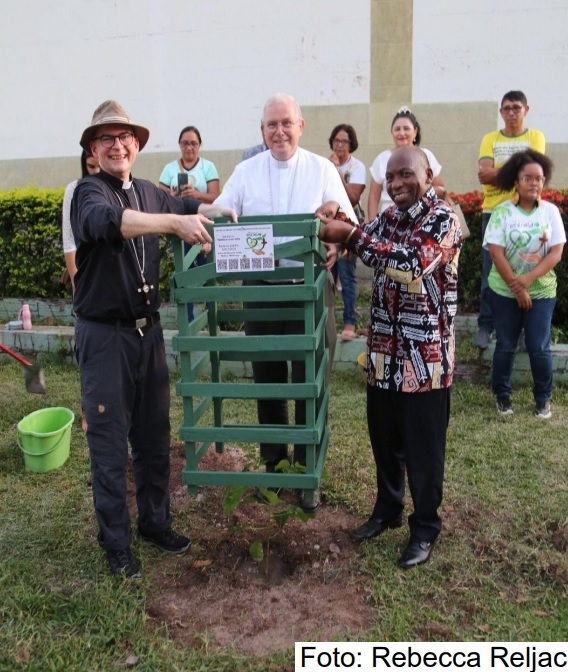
[2,0,568,187]
[413,0,568,142]
[0,0,371,161]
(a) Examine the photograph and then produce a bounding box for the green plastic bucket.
[17,407,74,473]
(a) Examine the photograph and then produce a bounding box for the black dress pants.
[245,300,307,467]
[366,385,450,542]
[75,318,172,551]
[243,274,336,468]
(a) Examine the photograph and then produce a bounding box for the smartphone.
[177,172,188,195]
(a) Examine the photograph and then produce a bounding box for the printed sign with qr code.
[214,224,275,273]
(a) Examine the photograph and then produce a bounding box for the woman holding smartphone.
[159,126,220,321]
[158,126,220,204]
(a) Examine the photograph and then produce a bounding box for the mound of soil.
[131,443,376,655]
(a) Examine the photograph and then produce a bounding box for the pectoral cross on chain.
[137,275,154,305]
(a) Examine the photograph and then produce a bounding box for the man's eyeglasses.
[519,175,545,184]
[180,141,200,148]
[94,132,135,148]
[264,120,298,132]
[501,105,525,114]
[332,138,350,146]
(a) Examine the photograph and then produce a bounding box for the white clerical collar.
[122,179,133,189]
[269,150,300,170]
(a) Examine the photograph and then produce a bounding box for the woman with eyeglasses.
[367,107,446,220]
[158,126,220,321]
[158,126,220,204]
[328,124,367,341]
[483,150,565,419]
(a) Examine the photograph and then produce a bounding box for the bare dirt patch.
[132,444,376,656]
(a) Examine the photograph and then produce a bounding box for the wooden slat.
[170,215,330,496]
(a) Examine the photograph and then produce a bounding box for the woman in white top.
[328,123,367,341]
[61,150,100,434]
[62,150,100,292]
[367,107,445,220]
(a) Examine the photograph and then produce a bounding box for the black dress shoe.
[351,515,402,542]
[397,538,435,568]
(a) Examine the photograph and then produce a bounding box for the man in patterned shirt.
[317,146,462,568]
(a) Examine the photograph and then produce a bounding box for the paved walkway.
[2,300,568,383]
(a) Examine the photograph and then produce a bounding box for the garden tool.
[0,342,46,394]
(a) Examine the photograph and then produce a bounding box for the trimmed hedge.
[1,187,567,326]
[0,187,66,298]
[0,187,174,300]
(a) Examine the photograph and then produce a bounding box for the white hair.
[261,93,303,123]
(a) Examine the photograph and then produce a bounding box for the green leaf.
[222,486,248,517]
[256,487,281,506]
[272,505,311,528]
[272,511,291,528]
[273,458,292,473]
[249,540,264,563]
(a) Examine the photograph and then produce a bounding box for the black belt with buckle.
[80,312,160,334]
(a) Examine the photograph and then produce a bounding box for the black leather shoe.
[351,515,402,542]
[397,538,435,568]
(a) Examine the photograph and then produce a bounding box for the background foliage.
[0,188,67,299]
[1,187,568,325]
[0,187,174,301]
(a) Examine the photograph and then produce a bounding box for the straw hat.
[80,100,150,151]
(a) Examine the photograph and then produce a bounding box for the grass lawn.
[0,352,566,671]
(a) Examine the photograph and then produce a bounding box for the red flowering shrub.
[449,190,483,215]
[541,189,568,212]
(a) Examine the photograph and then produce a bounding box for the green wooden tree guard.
[169,214,331,507]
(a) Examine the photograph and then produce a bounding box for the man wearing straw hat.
[72,100,236,577]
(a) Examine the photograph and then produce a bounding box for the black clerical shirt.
[71,170,200,321]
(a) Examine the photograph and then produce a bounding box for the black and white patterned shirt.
[346,186,462,392]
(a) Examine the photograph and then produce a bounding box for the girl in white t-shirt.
[483,150,565,419]
[367,107,445,219]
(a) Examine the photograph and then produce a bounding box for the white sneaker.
[534,401,552,419]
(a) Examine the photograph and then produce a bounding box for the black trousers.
[75,318,172,551]
[243,274,336,467]
[366,385,450,542]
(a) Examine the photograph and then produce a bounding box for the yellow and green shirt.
[479,128,545,212]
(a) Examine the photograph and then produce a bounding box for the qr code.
[229,258,239,270]
[251,257,261,269]
[263,257,274,269]
[240,257,251,270]
[217,259,228,271]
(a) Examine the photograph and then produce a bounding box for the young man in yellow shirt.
[474,90,545,350]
